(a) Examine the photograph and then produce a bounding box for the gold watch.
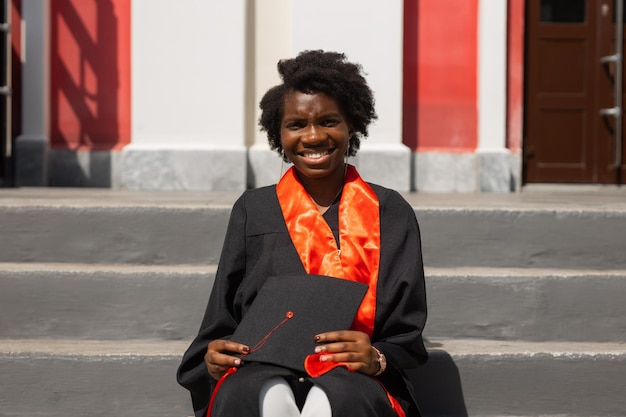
[371,346,387,376]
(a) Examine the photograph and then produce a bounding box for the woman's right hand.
[204,340,250,380]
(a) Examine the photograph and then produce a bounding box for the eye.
[321,118,340,127]
[284,121,304,130]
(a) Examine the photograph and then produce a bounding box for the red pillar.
[50,0,131,151]
[403,0,478,153]
[507,0,525,153]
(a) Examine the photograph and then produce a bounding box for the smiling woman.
[177,50,428,417]
[279,91,351,211]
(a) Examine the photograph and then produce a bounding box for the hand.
[204,340,249,380]
[313,330,380,375]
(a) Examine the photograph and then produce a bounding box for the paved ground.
[1,185,625,211]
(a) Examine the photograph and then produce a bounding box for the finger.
[317,349,379,375]
[315,352,370,374]
[205,350,244,372]
[315,330,367,343]
[209,340,250,355]
[314,341,354,354]
[205,351,244,380]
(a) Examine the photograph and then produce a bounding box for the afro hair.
[259,50,377,160]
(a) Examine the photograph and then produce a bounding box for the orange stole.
[275,165,380,337]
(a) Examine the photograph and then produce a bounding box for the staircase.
[1,187,625,417]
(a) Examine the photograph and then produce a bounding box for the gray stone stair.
[0,339,190,417]
[411,339,626,417]
[1,338,624,417]
[0,263,216,341]
[425,267,626,342]
[2,263,626,344]
[1,188,625,417]
[1,188,625,269]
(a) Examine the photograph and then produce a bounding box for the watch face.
[372,347,386,375]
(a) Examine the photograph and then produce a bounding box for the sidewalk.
[1,185,625,211]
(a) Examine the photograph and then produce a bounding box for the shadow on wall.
[48,0,130,186]
[408,343,468,417]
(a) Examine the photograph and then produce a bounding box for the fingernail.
[234,359,241,366]
[314,335,320,342]
[242,346,250,352]
[320,355,328,362]
[314,346,321,353]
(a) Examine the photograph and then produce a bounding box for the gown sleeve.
[176,193,248,417]
[372,188,428,371]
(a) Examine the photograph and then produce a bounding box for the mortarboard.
[231,274,368,374]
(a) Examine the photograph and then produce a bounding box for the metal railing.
[599,0,624,168]
[1,0,12,185]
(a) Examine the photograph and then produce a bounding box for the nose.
[301,124,324,144]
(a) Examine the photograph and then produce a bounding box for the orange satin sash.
[275,164,380,337]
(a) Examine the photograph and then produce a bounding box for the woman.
[177,50,428,417]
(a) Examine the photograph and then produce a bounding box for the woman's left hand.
[313,330,380,375]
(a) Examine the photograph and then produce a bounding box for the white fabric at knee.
[301,385,332,417]
[259,377,301,417]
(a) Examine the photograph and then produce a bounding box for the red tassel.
[207,312,294,417]
[206,367,238,417]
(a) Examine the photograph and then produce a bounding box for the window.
[541,0,586,23]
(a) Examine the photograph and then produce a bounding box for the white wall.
[478,0,507,151]
[477,0,510,192]
[123,0,248,190]
[131,0,246,148]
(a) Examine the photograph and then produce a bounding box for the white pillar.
[477,0,510,191]
[248,0,292,187]
[122,0,247,191]
[15,0,49,186]
[291,0,410,191]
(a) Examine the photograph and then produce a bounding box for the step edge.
[2,338,625,359]
[424,266,626,278]
[1,263,624,277]
[0,339,190,358]
[427,338,626,357]
[0,262,218,274]
[2,201,626,214]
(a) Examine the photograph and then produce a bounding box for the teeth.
[302,150,330,159]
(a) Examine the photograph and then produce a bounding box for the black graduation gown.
[177,184,428,417]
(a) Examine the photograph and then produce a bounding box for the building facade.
[5,0,623,192]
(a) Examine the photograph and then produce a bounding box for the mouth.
[299,148,335,160]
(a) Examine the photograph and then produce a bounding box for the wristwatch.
[371,346,387,376]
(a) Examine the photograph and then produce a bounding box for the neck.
[296,164,347,213]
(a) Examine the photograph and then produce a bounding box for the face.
[280,91,352,180]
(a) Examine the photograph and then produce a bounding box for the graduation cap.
[231,274,368,374]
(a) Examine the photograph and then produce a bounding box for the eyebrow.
[282,112,344,121]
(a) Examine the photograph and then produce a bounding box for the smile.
[300,149,334,160]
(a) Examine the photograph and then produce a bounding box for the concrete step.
[2,263,625,343]
[1,338,624,417]
[425,267,626,342]
[412,338,626,417]
[0,339,191,417]
[0,263,216,341]
[1,188,625,269]
[0,202,231,265]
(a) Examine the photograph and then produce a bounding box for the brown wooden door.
[524,0,625,184]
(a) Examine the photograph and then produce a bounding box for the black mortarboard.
[231,274,368,373]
